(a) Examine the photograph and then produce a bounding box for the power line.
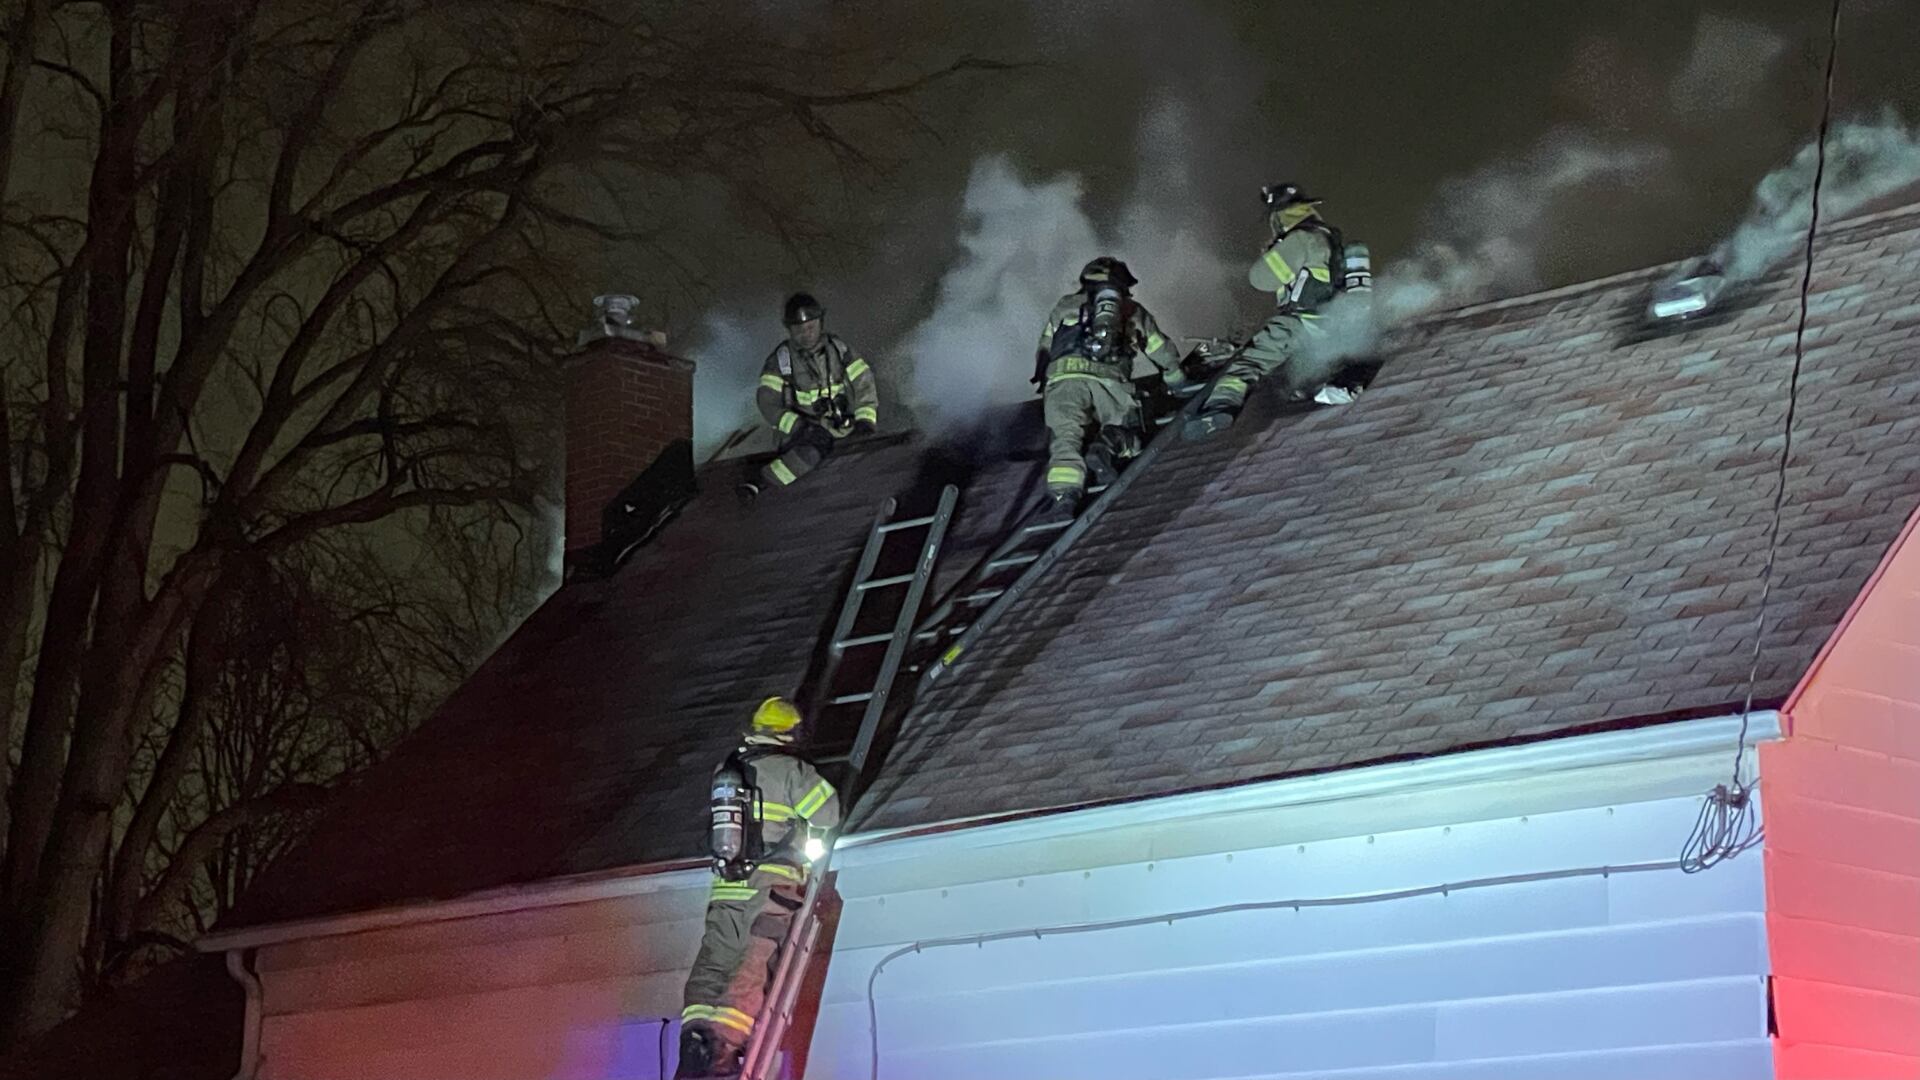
[1692,0,1844,873]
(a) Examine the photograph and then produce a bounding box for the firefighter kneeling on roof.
[1187,182,1364,441]
[737,293,879,506]
[677,696,841,1078]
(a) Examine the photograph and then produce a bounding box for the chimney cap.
[578,293,669,349]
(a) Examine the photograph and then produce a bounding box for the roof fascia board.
[196,861,709,952]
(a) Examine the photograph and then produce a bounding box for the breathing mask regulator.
[708,752,760,880]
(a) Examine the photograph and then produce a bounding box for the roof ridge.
[1408,195,1920,326]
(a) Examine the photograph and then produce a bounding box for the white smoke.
[1704,111,1920,285]
[685,310,772,458]
[902,99,1241,432]
[1669,13,1786,119]
[897,158,1098,431]
[1307,130,1669,368]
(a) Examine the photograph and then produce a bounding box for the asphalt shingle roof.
[857,203,1920,831]
[227,203,1920,927]
[225,423,1046,927]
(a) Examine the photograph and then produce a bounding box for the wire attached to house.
[863,858,1692,1080]
[1691,0,1844,872]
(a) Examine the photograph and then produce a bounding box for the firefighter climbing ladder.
[810,485,959,779]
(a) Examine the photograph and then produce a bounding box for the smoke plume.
[1304,130,1669,369]
[685,309,772,458]
[1700,110,1920,285]
[896,158,1098,432]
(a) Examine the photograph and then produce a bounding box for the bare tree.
[0,0,1003,1042]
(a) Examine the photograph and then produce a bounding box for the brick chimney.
[564,295,694,557]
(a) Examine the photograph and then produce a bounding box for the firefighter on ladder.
[1034,257,1192,522]
[677,696,842,1078]
[1186,183,1360,441]
[738,293,880,505]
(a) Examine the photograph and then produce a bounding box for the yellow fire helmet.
[752,695,803,733]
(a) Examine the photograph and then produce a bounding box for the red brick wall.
[564,338,694,553]
[1764,505,1920,1080]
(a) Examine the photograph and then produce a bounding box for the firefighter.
[677,696,841,1078]
[737,293,879,505]
[1034,257,1190,522]
[1186,183,1341,441]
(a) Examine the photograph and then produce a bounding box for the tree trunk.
[106,594,223,943]
[1,557,214,1042]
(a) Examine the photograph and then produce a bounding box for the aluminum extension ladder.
[810,485,958,779]
[736,847,834,1080]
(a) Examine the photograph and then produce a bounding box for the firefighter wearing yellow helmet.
[1033,257,1189,522]
[738,293,880,505]
[1186,183,1341,441]
[677,696,840,1078]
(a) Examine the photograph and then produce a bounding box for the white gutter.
[223,948,264,1080]
[197,711,1776,952]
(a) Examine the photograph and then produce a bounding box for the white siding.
[229,719,1773,1080]
[812,764,1772,1079]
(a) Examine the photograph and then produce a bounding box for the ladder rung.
[986,552,1040,571]
[1088,483,1111,495]
[1022,519,1071,536]
[836,631,893,648]
[876,514,939,533]
[855,573,914,591]
[960,587,1005,605]
[829,690,875,706]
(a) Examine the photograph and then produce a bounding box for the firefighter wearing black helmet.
[1186,183,1344,440]
[739,293,880,504]
[1033,257,1188,522]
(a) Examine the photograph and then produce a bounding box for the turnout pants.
[1043,375,1137,497]
[680,866,807,1070]
[1203,311,1311,413]
[760,421,839,488]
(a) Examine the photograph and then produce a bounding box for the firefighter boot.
[1183,406,1236,442]
[1084,441,1119,489]
[1037,489,1080,525]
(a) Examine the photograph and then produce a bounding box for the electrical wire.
[1692,0,1844,872]
[864,858,1699,1080]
